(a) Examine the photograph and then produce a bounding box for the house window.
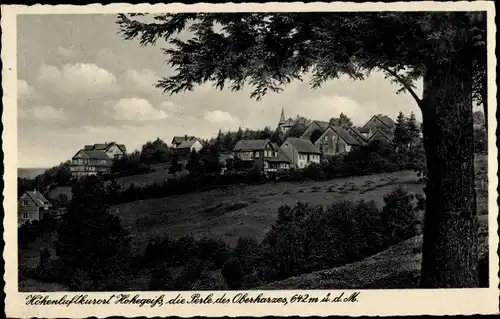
[255,152,260,158]
[324,136,328,141]
[22,213,29,219]
[21,199,28,207]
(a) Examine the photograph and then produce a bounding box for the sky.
[17,14,424,168]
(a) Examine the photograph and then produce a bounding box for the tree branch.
[379,66,422,109]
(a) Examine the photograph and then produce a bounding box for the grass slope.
[261,215,489,289]
[111,170,423,252]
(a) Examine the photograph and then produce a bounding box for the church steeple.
[279,106,286,124]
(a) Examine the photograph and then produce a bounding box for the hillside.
[18,167,47,179]
[261,215,489,289]
[111,170,424,252]
[19,215,488,292]
[19,155,488,291]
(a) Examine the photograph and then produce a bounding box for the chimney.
[185,134,188,140]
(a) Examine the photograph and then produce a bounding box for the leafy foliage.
[285,116,311,138]
[55,176,132,289]
[168,153,183,177]
[111,151,150,176]
[116,12,483,103]
[126,187,424,290]
[141,138,171,165]
[407,112,421,151]
[392,111,411,152]
[329,113,353,128]
[186,149,203,175]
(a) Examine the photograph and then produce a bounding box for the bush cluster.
[18,216,57,248]
[140,187,422,290]
[106,170,267,204]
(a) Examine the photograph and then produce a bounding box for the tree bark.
[419,45,479,287]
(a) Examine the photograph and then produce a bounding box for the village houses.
[232,139,292,173]
[358,114,396,142]
[277,107,297,134]
[70,142,127,177]
[171,135,198,148]
[18,189,51,226]
[300,121,361,156]
[227,112,397,172]
[280,137,321,169]
[174,139,203,158]
[83,142,127,159]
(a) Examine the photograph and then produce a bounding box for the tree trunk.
[419,47,479,287]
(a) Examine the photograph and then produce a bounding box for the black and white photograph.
[2,2,498,317]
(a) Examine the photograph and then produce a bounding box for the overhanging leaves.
[116,12,484,102]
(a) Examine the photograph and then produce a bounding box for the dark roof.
[117,144,127,152]
[24,191,50,207]
[347,127,368,144]
[300,121,330,139]
[83,142,126,152]
[172,136,196,144]
[377,115,396,128]
[358,126,372,133]
[283,137,321,154]
[267,144,292,163]
[369,129,393,142]
[282,118,296,127]
[176,140,200,149]
[93,143,108,150]
[74,149,111,161]
[363,115,396,130]
[329,126,360,145]
[314,121,330,132]
[233,139,272,151]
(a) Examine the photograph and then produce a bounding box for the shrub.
[38,248,51,268]
[149,262,176,290]
[195,237,231,269]
[222,237,262,289]
[18,216,58,248]
[380,187,421,245]
[261,203,323,279]
[303,163,324,180]
[32,258,68,284]
[192,270,228,290]
[174,259,209,290]
[306,200,384,270]
[69,268,95,291]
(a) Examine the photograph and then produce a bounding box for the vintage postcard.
[2,1,499,317]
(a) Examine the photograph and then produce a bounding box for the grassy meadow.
[18,155,489,290]
[112,170,423,252]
